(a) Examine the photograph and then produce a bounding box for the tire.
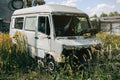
[46,56,56,73]
[8,1,16,11]
[11,0,24,9]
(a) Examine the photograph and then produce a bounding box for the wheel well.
[46,54,54,59]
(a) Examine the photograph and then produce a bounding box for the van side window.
[14,17,24,29]
[25,17,37,31]
[38,16,50,35]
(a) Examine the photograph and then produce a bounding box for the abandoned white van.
[9,4,101,72]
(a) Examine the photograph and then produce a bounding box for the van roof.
[13,4,86,16]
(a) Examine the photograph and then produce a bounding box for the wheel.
[46,56,56,73]
[11,0,24,9]
[8,1,16,11]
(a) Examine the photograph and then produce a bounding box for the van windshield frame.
[52,14,91,37]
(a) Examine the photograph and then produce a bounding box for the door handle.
[35,37,39,39]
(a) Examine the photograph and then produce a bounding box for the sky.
[45,0,120,17]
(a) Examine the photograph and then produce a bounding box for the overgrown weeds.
[0,32,37,79]
[0,32,120,80]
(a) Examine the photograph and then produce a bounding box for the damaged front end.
[61,43,103,66]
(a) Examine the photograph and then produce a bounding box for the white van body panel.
[10,4,101,62]
[13,4,84,16]
[50,37,101,58]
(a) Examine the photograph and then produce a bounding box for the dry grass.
[0,32,120,80]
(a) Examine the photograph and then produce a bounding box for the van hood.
[56,37,101,48]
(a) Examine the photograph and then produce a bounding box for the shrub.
[0,32,36,75]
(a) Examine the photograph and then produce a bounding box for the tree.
[91,14,98,18]
[109,11,119,16]
[23,0,45,7]
[37,0,45,5]
[100,12,108,17]
[114,11,119,16]
[109,12,114,17]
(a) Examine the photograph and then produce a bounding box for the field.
[0,32,120,80]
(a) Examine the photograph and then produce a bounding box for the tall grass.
[0,32,36,79]
[0,32,120,80]
[0,33,12,73]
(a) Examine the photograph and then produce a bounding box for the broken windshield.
[52,15,91,36]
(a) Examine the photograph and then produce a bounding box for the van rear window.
[14,17,24,29]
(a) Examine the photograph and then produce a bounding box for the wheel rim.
[48,61,55,71]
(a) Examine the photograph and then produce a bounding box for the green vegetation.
[0,19,10,32]
[0,32,120,80]
[91,11,120,18]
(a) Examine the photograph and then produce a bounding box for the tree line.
[92,11,120,18]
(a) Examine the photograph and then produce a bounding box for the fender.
[46,52,62,62]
